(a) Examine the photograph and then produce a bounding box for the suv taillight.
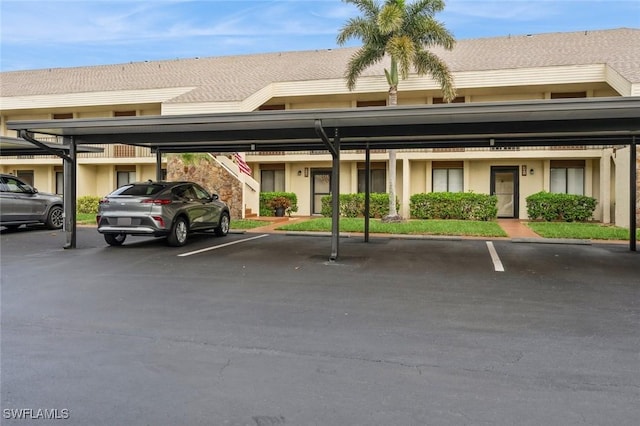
[141,199,172,205]
[99,198,109,204]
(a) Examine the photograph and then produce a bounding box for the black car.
[0,173,64,230]
[97,181,231,246]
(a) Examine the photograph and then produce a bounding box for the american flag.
[233,152,252,175]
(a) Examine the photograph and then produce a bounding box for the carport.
[0,135,103,241]
[7,97,640,259]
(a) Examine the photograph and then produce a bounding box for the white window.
[117,171,136,188]
[357,166,386,193]
[550,167,584,195]
[433,168,463,192]
[55,171,64,195]
[261,169,285,192]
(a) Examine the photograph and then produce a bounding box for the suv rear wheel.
[104,233,126,246]
[167,216,188,247]
[214,212,230,237]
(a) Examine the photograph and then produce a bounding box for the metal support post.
[364,143,370,242]
[156,149,163,181]
[63,136,77,249]
[630,137,637,252]
[330,129,341,261]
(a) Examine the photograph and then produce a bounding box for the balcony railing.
[2,141,614,161]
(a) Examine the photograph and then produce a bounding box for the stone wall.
[166,155,243,219]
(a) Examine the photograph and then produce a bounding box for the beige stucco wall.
[612,146,640,229]
[614,147,631,228]
[1,74,635,225]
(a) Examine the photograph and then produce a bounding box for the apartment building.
[1,28,639,225]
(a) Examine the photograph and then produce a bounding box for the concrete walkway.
[496,219,541,238]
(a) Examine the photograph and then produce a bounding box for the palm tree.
[337,0,456,221]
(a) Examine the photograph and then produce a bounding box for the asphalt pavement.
[1,226,639,425]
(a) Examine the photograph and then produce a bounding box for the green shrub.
[526,191,597,222]
[409,192,498,221]
[321,193,398,218]
[259,192,298,216]
[77,196,101,214]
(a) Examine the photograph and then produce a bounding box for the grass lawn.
[526,222,638,240]
[231,219,270,229]
[76,213,96,225]
[277,218,507,237]
[76,213,637,241]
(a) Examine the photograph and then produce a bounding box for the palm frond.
[384,58,398,86]
[386,35,416,80]
[377,2,404,35]
[343,0,380,20]
[406,0,445,18]
[413,50,456,101]
[413,18,455,49]
[345,47,386,90]
[337,17,373,45]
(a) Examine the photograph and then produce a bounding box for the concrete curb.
[511,237,592,245]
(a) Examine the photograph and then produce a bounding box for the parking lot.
[1,226,639,425]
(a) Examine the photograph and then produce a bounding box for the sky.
[0,0,638,72]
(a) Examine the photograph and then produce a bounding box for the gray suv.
[0,173,64,230]
[97,181,230,247]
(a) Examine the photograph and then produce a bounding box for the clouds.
[1,0,638,71]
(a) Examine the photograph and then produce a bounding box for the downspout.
[315,120,340,261]
[19,130,72,162]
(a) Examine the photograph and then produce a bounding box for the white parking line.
[486,241,505,272]
[178,234,269,257]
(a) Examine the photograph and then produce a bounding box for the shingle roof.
[1,28,638,103]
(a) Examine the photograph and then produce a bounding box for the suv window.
[1,176,33,193]
[191,184,212,201]
[110,184,165,196]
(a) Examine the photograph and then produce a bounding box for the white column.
[600,151,611,224]
[402,157,410,218]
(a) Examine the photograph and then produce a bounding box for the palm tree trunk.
[384,85,401,221]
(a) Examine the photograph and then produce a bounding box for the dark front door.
[311,170,331,215]
[490,166,519,218]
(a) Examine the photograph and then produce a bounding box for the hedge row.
[259,192,298,216]
[526,191,597,222]
[320,193,397,218]
[77,196,101,214]
[410,192,498,221]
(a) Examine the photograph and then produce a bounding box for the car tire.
[167,216,188,247]
[214,212,230,237]
[46,205,64,229]
[104,233,126,246]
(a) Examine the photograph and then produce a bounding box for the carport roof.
[0,135,103,156]
[7,97,640,152]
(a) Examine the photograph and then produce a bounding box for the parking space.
[1,227,639,425]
